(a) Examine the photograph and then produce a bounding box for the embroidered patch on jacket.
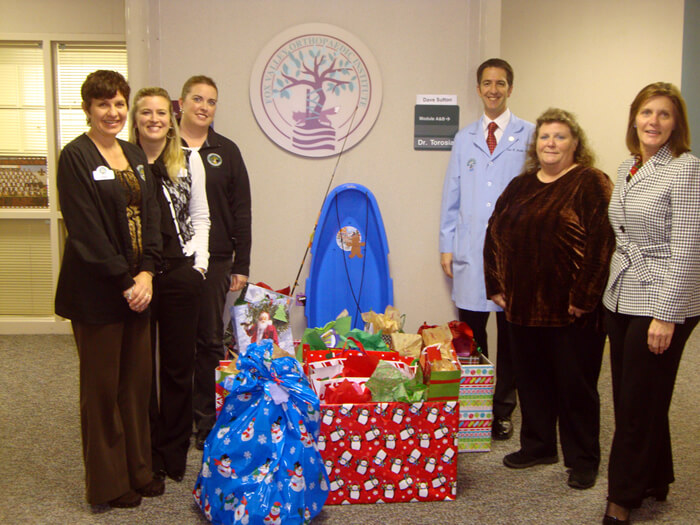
[136,164,146,180]
[207,153,223,167]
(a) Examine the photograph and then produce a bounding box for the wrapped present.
[362,305,404,335]
[391,332,423,359]
[418,323,453,348]
[232,282,294,356]
[194,340,329,524]
[215,358,239,419]
[420,343,461,401]
[318,400,458,504]
[458,353,495,452]
[301,315,353,350]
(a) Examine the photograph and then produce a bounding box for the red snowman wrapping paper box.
[318,400,459,504]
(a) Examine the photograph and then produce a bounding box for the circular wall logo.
[250,23,382,158]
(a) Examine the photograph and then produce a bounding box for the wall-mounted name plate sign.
[414,94,459,151]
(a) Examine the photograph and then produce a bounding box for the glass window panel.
[24,109,48,154]
[0,220,53,316]
[56,43,129,149]
[0,109,21,152]
[0,63,21,105]
[0,43,46,157]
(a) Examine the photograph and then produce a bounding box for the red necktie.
[487,121,498,153]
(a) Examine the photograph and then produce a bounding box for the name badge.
[92,166,115,180]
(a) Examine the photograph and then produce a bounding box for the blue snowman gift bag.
[194,340,329,524]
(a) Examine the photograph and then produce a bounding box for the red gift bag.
[448,320,478,357]
[303,337,414,377]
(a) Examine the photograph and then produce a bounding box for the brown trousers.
[72,316,153,504]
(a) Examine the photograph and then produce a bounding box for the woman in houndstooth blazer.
[602,83,700,525]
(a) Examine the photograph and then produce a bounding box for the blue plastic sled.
[305,183,393,331]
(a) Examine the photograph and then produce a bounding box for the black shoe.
[108,490,142,508]
[492,417,513,440]
[568,468,598,489]
[136,477,165,497]
[644,484,669,501]
[195,428,210,451]
[503,450,558,469]
[602,514,629,524]
[167,469,185,482]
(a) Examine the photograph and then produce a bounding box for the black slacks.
[605,309,699,508]
[72,316,153,504]
[150,261,204,474]
[458,309,516,420]
[508,316,605,470]
[193,257,232,434]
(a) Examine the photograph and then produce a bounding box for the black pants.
[193,257,232,434]
[458,309,516,420]
[150,260,204,474]
[508,316,605,471]
[605,309,699,508]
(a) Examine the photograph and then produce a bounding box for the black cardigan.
[183,127,251,276]
[55,134,162,324]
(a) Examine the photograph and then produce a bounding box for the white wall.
[502,0,685,177]
[0,0,124,34]
[138,0,501,334]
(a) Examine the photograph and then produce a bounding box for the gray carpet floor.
[1,333,698,524]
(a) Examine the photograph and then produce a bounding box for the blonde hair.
[129,87,186,182]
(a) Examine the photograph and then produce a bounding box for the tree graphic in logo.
[251,24,382,158]
[275,47,356,137]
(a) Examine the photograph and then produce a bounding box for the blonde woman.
[130,87,210,482]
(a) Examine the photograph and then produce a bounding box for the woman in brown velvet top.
[484,108,615,491]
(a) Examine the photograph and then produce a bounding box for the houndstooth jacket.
[603,144,700,323]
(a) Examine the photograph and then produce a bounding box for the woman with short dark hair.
[55,70,164,508]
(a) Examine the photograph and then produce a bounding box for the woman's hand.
[230,274,248,292]
[490,293,506,309]
[440,253,453,278]
[647,319,675,355]
[568,304,590,318]
[123,271,153,312]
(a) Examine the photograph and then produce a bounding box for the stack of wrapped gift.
[458,354,495,452]
[301,312,461,505]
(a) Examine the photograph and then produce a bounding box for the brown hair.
[180,75,218,100]
[81,70,130,108]
[524,108,596,172]
[129,87,185,182]
[625,82,690,158]
[477,58,514,87]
